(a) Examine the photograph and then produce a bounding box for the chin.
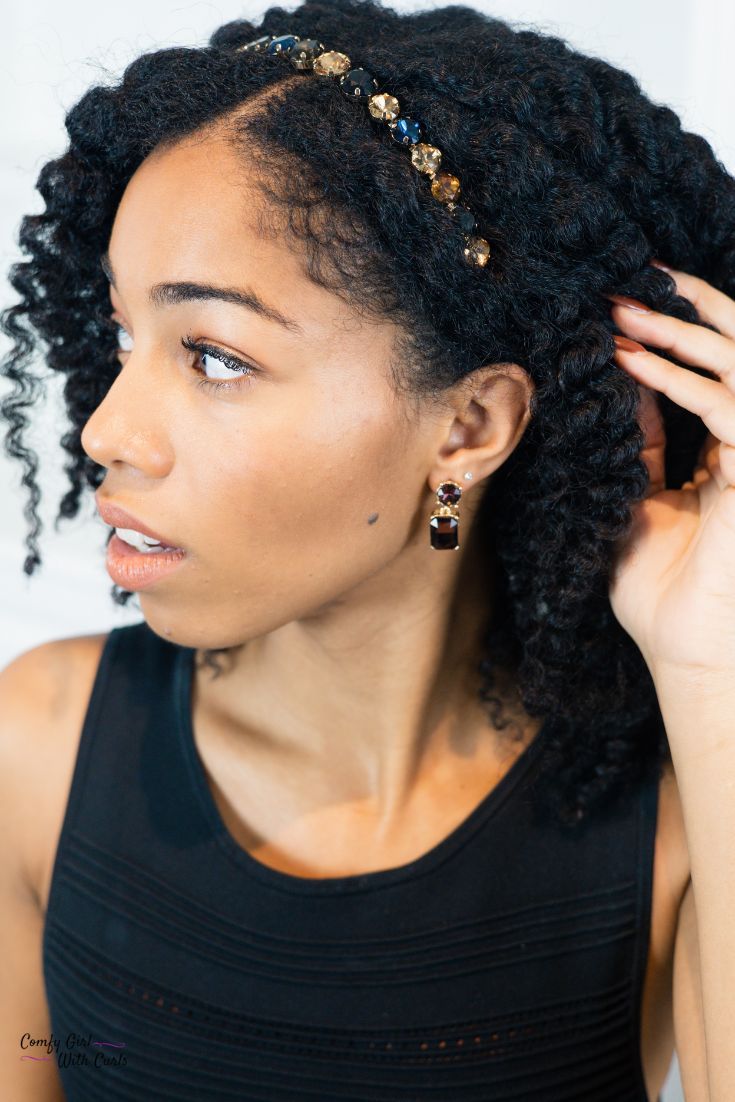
[134,604,250,654]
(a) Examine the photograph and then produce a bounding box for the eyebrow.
[99,250,305,337]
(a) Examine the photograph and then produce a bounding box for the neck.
[193,513,526,819]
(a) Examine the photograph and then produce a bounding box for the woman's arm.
[672,876,709,1101]
[0,645,68,1101]
[605,267,735,1099]
[654,669,735,1102]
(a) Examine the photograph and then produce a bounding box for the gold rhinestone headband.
[234,33,492,269]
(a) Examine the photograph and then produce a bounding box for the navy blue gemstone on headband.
[339,68,380,99]
[449,205,476,234]
[266,35,299,55]
[390,117,422,145]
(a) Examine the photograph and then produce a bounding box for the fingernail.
[613,334,646,353]
[650,259,674,273]
[607,294,652,313]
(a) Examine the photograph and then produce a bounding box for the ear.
[429,362,536,488]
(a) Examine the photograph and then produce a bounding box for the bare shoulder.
[0,632,110,912]
[0,633,108,1098]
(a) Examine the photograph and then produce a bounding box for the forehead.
[105,130,355,338]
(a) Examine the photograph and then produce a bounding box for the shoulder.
[0,632,108,714]
[0,634,107,1101]
[0,633,110,911]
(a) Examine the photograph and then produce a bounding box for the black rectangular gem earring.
[429,480,463,550]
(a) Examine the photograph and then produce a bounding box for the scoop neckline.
[174,642,550,895]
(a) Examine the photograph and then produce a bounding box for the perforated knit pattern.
[43,621,660,1101]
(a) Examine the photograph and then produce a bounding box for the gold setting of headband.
[234,33,492,269]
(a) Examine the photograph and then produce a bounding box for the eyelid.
[110,313,255,364]
[108,313,260,393]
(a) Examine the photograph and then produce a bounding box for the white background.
[3,4,734,1096]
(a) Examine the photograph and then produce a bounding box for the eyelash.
[111,320,257,393]
[181,335,257,393]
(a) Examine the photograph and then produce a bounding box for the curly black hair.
[2,0,729,829]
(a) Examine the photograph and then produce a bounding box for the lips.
[94,494,184,550]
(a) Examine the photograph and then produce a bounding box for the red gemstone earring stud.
[429,480,462,550]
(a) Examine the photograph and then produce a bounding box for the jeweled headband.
[234,33,492,270]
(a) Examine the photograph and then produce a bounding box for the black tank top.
[42,620,661,1101]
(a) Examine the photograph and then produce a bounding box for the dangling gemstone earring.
[429,480,463,550]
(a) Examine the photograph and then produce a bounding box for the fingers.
[652,262,735,342]
[612,340,735,449]
[608,301,735,386]
[610,269,735,497]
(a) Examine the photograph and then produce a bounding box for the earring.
[429,480,462,550]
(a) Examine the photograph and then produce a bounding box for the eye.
[110,319,257,393]
[114,321,133,353]
[180,335,257,393]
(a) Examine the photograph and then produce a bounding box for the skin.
[80,122,539,863]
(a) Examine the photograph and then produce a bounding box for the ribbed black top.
[43,620,660,1101]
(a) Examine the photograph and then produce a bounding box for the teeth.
[115,526,165,553]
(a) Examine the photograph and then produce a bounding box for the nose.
[80,354,175,477]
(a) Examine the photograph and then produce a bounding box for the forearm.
[651,666,735,1101]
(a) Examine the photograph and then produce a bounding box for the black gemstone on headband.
[288,38,326,69]
[339,68,380,99]
[448,205,477,234]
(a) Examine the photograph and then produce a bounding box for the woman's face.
[81,128,462,650]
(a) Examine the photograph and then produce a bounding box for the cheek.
[183,389,423,598]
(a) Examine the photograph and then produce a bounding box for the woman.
[2,1,733,1098]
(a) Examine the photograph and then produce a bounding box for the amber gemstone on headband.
[463,237,491,267]
[368,92,400,121]
[430,514,460,550]
[411,142,442,175]
[431,172,461,202]
[313,50,352,78]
